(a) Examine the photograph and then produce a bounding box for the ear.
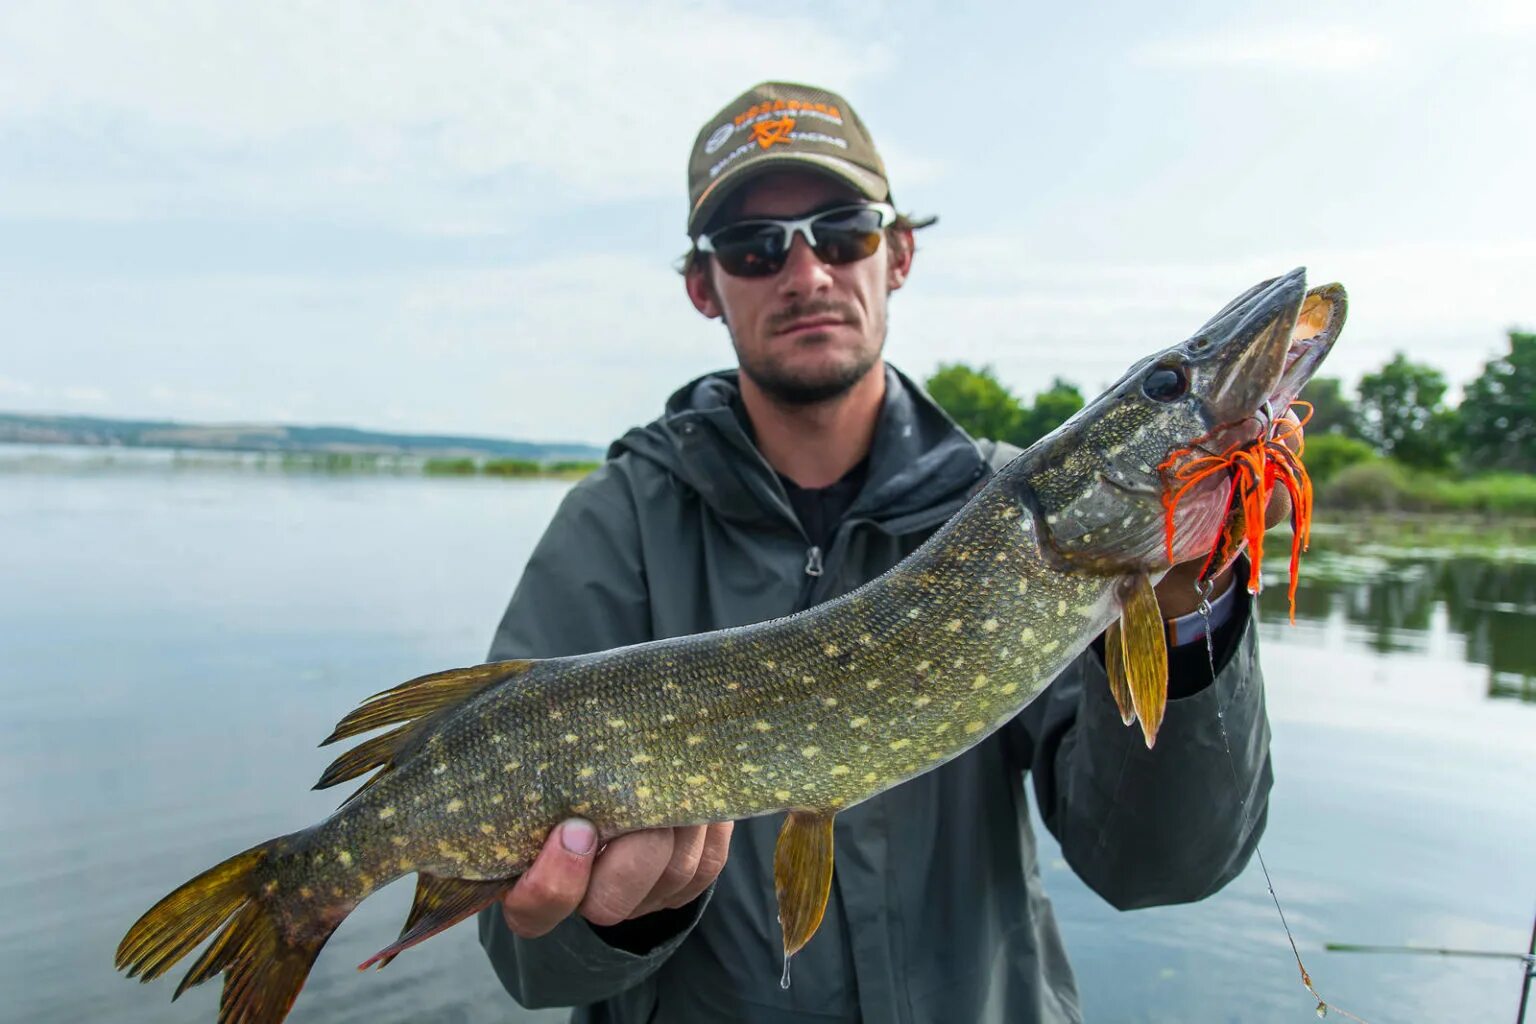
[685,262,723,319]
[886,227,915,292]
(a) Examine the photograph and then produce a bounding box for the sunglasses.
[695,202,897,278]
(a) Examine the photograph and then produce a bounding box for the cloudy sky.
[3,0,1532,446]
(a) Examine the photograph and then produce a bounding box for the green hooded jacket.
[478,365,1272,1023]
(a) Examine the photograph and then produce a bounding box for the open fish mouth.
[1268,281,1348,415]
[1197,269,1349,445]
[1158,275,1349,613]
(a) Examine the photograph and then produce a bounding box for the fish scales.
[286,482,1116,899]
[116,268,1349,1024]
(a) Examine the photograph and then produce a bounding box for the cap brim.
[689,153,889,236]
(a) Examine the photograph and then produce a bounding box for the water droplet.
[1315,1002,1328,1018]
[780,953,792,990]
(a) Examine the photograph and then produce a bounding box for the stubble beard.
[729,300,886,407]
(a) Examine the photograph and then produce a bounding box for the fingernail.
[561,818,597,855]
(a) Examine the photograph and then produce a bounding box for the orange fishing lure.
[1157,403,1315,620]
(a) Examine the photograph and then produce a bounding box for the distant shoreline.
[0,410,605,463]
[0,442,601,480]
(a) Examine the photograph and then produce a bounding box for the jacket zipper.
[792,501,969,614]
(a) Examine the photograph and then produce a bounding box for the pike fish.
[117,267,1347,1024]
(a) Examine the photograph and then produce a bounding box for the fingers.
[630,821,735,916]
[1264,412,1302,530]
[583,823,734,924]
[1273,410,1304,452]
[501,819,598,939]
[1263,482,1294,531]
[501,822,737,938]
[631,825,706,918]
[579,829,676,927]
[676,821,733,907]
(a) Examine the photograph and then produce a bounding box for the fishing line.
[1197,569,1371,1023]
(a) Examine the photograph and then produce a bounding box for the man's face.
[686,171,912,405]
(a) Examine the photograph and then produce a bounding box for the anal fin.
[359,873,508,971]
[773,811,836,966]
[1120,573,1170,748]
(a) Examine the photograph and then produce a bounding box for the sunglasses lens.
[704,205,890,278]
[710,224,789,278]
[809,206,887,265]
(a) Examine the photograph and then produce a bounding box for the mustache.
[768,300,858,334]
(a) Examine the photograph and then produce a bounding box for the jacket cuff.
[480,886,713,1009]
[1086,595,1259,741]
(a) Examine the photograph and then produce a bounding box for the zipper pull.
[804,545,824,578]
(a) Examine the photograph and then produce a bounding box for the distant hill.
[0,411,605,462]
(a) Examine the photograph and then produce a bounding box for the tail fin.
[116,839,346,1024]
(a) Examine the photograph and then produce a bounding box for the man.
[478,82,1275,1023]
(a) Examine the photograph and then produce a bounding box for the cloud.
[1471,0,1536,32]
[893,237,1536,401]
[7,232,1530,443]
[0,252,730,442]
[0,1,889,227]
[59,385,108,404]
[1133,24,1388,72]
[0,374,38,397]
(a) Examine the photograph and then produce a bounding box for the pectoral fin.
[1104,620,1136,726]
[773,811,836,962]
[1120,573,1169,748]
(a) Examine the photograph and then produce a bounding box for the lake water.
[3,453,1533,1023]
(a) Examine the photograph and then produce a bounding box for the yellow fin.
[1120,573,1169,748]
[361,873,508,970]
[773,811,836,961]
[322,659,534,745]
[115,835,347,1022]
[1104,620,1136,726]
[317,659,535,806]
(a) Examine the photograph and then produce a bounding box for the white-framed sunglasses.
[695,202,897,278]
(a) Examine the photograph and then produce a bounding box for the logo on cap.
[750,116,796,149]
[703,123,733,155]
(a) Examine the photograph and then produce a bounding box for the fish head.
[1015,267,1346,576]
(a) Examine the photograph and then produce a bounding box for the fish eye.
[1142,364,1189,402]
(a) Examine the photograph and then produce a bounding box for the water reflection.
[1256,540,1536,703]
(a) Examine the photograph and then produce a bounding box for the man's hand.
[500,819,733,939]
[1153,413,1303,618]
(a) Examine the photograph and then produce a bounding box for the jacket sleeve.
[476,460,713,1009]
[1012,591,1273,910]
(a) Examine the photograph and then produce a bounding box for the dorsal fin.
[314,659,535,805]
[314,722,416,791]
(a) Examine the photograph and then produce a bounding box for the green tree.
[1303,433,1376,485]
[1356,353,1456,470]
[1015,378,1085,448]
[1459,331,1536,473]
[1297,376,1358,437]
[924,364,1024,442]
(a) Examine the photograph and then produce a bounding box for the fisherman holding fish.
[476,82,1293,1023]
[118,80,1340,1024]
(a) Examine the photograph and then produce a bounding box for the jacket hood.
[609,365,989,536]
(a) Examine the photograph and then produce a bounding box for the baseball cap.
[686,82,892,238]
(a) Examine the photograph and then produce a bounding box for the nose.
[775,233,835,298]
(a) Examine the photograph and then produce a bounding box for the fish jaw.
[1197,267,1307,429]
[1007,268,1348,575]
[1270,282,1348,413]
